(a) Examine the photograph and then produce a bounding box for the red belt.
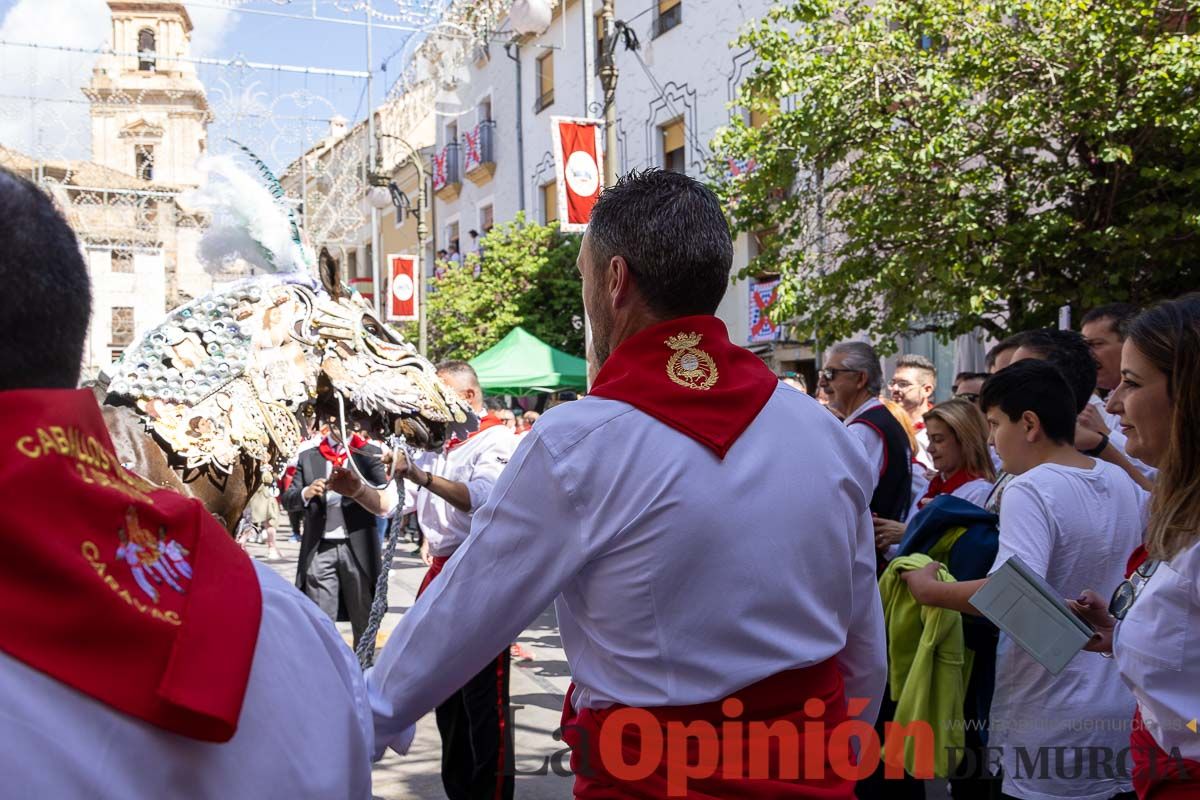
[417,555,449,597]
[561,659,855,799]
[1131,708,1200,798]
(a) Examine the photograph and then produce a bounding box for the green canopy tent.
[468,326,587,395]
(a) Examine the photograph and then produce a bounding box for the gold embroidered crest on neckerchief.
[665,332,719,391]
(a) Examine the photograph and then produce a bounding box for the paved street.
[249,523,574,799]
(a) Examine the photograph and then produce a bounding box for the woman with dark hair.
[1071,293,1200,799]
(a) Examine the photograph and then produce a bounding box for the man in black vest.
[819,340,921,800]
[818,341,914,526]
[283,422,395,648]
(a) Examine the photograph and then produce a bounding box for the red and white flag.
[551,117,604,232]
[387,253,418,322]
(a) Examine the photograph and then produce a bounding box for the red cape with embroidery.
[589,315,778,458]
[0,389,262,742]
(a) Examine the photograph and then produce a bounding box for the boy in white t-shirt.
[903,359,1141,800]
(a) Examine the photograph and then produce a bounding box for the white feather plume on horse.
[181,152,314,276]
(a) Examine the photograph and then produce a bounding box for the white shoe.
[267,548,283,560]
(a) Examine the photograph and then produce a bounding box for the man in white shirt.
[889,354,937,468]
[903,360,1140,800]
[0,168,373,798]
[370,169,886,798]
[1080,304,1156,481]
[392,360,517,800]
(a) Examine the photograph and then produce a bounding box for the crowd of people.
[1,163,1198,800]
[811,299,1199,800]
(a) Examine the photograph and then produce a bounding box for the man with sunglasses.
[818,342,915,529]
[952,371,988,406]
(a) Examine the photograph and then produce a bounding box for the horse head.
[103,250,471,484]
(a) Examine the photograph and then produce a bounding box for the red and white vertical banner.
[551,116,604,232]
[387,253,418,322]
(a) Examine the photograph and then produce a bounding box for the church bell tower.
[85,1,210,187]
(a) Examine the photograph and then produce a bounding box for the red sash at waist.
[1130,708,1200,798]
[417,555,449,597]
[560,659,855,799]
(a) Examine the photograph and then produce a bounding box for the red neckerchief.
[589,315,778,459]
[0,389,261,742]
[1126,544,1149,578]
[446,413,505,452]
[918,468,976,509]
[319,433,367,467]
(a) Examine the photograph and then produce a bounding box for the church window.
[111,250,134,273]
[135,145,154,181]
[111,307,135,346]
[138,28,156,72]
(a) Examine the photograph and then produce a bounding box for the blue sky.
[0,1,440,168]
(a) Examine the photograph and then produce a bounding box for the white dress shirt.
[1115,537,1200,763]
[845,396,886,487]
[369,384,888,758]
[304,441,399,540]
[400,424,516,558]
[914,424,934,470]
[0,561,374,798]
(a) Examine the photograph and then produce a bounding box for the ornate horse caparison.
[98,252,471,532]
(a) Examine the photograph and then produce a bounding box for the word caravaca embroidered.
[0,388,262,742]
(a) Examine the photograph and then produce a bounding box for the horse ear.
[318,248,343,300]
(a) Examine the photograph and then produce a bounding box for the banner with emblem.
[749,278,782,343]
[387,253,418,322]
[551,116,605,232]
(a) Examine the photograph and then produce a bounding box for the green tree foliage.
[420,214,584,362]
[712,0,1200,343]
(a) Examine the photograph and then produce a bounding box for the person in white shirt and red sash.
[391,360,518,800]
[368,169,887,798]
[0,167,374,797]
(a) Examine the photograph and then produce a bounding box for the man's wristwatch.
[1082,433,1110,458]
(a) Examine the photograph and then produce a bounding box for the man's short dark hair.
[587,168,733,318]
[0,168,92,390]
[980,360,1077,446]
[985,335,1023,371]
[1015,328,1097,414]
[953,370,989,386]
[1081,303,1139,340]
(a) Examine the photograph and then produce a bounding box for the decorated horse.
[96,148,470,534]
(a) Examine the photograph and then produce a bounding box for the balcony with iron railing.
[463,120,496,185]
[432,141,462,201]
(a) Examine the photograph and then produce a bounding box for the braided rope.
[356,481,406,670]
